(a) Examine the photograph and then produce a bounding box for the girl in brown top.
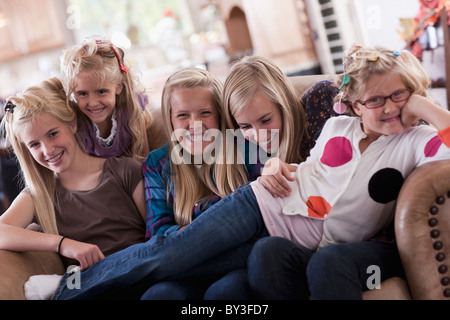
[0,77,147,273]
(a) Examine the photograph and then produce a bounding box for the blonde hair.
[161,68,249,226]
[335,45,432,114]
[223,55,307,163]
[60,36,152,161]
[1,78,80,235]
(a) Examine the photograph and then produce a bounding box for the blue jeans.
[204,269,251,300]
[140,268,251,300]
[307,241,405,299]
[248,237,404,300]
[52,184,268,300]
[140,279,211,300]
[248,237,314,300]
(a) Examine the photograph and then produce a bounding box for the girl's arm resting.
[0,192,104,270]
[0,224,104,271]
[0,223,63,253]
[0,192,36,229]
[0,192,55,251]
[132,180,147,223]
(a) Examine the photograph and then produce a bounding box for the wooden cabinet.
[0,0,67,62]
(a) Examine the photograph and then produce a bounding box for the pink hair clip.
[333,96,348,114]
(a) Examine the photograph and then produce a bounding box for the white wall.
[350,0,420,49]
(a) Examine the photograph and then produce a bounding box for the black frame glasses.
[356,89,413,109]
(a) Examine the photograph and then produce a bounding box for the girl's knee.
[252,237,296,256]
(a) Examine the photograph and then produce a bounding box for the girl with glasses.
[248,44,450,299]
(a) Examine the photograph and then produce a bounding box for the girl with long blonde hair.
[0,78,147,295]
[223,55,308,164]
[141,67,261,299]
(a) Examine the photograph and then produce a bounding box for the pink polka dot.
[424,135,443,158]
[320,137,353,167]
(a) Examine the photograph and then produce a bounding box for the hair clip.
[111,46,128,73]
[393,50,401,57]
[354,52,379,61]
[338,73,350,90]
[333,97,348,114]
[4,101,16,114]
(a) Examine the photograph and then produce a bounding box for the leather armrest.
[0,250,64,300]
[396,160,450,300]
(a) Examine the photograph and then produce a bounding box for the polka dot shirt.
[277,115,450,248]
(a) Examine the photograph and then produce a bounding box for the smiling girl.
[248,44,450,299]
[60,36,153,161]
[140,67,262,299]
[223,55,308,164]
[0,78,147,276]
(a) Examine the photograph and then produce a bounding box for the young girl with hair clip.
[0,77,147,299]
[140,67,261,300]
[60,36,153,161]
[247,44,450,299]
[51,45,450,301]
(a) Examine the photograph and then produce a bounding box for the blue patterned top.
[142,141,263,240]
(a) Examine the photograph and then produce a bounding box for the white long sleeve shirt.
[252,116,450,250]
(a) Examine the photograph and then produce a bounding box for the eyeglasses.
[356,89,413,109]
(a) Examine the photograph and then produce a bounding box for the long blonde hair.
[1,78,80,235]
[60,36,152,161]
[161,68,249,226]
[335,45,432,114]
[223,55,307,163]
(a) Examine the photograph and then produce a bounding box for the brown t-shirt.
[54,157,145,263]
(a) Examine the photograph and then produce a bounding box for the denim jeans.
[140,269,250,300]
[248,237,404,300]
[307,241,405,299]
[140,279,213,300]
[248,237,314,300]
[52,184,268,300]
[203,269,251,300]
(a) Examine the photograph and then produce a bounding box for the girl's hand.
[260,158,296,198]
[401,94,429,128]
[402,93,450,131]
[59,238,105,271]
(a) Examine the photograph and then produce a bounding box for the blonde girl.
[0,77,147,276]
[248,45,450,299]
[60,36,152,161]
[144,67,260,234]
[223,55,309,164]
[141,67,261,299]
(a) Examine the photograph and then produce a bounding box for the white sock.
[24,274,63,300]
